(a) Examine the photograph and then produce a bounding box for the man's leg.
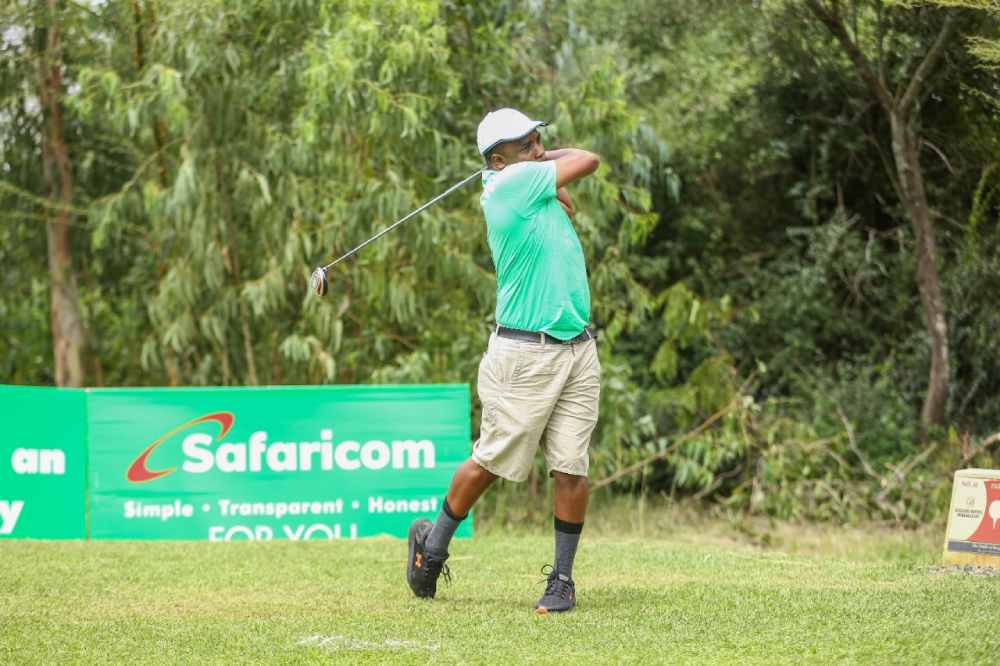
[428,330,560,556]
[536,338,600,613]
[535,471,588,614]
[407,333,571,601]
[424,459,498,558]
[552,471,588,578]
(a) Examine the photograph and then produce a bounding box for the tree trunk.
[215,156,259,386]
[889,113,950,435]
[38,4,85,387]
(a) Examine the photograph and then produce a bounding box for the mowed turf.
[1,520,998,664]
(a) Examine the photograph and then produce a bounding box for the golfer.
[406,108,601,614]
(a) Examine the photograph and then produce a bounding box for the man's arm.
[543,148,600,189]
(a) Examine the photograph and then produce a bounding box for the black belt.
[495,325,597,345]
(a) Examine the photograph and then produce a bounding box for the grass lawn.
[2,507,998,664]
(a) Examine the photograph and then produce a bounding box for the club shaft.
[322,170,482,272]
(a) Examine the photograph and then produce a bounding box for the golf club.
[310,170,483,296]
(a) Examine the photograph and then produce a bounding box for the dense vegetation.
[2,0,998,524]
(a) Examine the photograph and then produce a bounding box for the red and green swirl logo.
[125,412,234,483]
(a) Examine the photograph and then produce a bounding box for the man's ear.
[489,153,506,171]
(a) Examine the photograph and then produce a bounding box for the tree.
[804,0,958,436]
[36,0,85,386]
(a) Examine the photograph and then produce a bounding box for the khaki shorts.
[472,331,601,481]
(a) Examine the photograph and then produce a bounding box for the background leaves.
[2,0,999,523]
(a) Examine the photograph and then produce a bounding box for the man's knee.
[465,458,499,479]
[552,470,588,489]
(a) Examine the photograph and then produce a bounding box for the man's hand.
[556,187,574,219]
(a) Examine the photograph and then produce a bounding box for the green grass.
[2,507,998,664]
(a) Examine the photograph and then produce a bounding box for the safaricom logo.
[125,411,436,483]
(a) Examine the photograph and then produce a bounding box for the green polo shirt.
[480,160,591,340]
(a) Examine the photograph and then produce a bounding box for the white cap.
[476,108,547,156]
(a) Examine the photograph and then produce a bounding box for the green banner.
[0,385,87,539]
[87,385,471,541]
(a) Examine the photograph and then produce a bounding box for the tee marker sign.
[943,468,1000,568]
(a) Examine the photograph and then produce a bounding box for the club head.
[309,267,328,297]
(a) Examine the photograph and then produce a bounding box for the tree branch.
[805,0,894,112]
[591,399,738,490]
[592,374,756,490]
[922,138,956,175]
[960,432,1000,466]
[837,406,879,479]
[897,13,957,115]
[875,0,888,88]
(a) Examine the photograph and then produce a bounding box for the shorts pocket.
[482,343,522,387]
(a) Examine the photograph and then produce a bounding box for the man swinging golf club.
[406,108,601,614]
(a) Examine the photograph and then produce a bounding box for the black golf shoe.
[534,566,576,614]
[406,518,450,598]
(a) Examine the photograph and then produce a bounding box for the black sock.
[425,499,466,558]
[553,516,583,578]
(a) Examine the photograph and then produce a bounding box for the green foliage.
[4,0,1000,524]
[919,1,1000,71]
